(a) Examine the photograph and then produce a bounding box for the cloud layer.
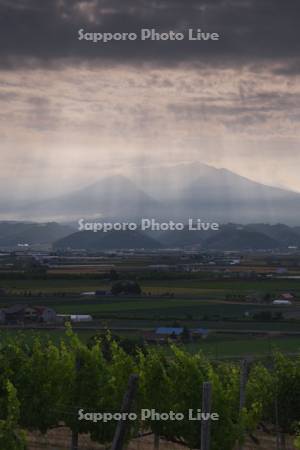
[0,0,299,69]
[0,0,299,202]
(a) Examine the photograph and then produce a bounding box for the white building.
[70,314,93,322]
[272,299,292,305]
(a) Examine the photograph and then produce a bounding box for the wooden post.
[280,433,286,450]
[275,396,286,450]
[111,374,139,450]
[275,398,280,450]
[154,433,160,450]
[201,382,212,450]
[71,431,79,450]
[238,359,249,450]
[239,359,248,412]
[71,355,81,450]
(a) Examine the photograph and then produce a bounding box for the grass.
[50,297,300,322]
[185,335,300,358]
[0,279,110,294]
[0,329,96,346]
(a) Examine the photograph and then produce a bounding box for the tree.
[138,346,244,450]
[247,353,300,449]
[166,348,242,450]
[109,269,119,281]
[88,332,145,359]
[245,362,274,434]
[137,346,174,443]
[15,338,73,434]
[63,327,137,448]
[270,353,300,444]
[111,280,141,295]
[295,429,300,450]
[0,381,26,450]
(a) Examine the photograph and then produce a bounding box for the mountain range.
[53,224,286,252]
[18,175,160,222]
[2,163,300,224]
[1,221,300,251]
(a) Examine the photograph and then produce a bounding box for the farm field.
[1,276,300,296]
[0,272,300,361]
[1,328,300,359]
[185,334,300,358]
[0,263,300,448]
[1,293,300,324]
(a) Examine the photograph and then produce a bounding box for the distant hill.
[53,230,163,251]
[157,226,214,248]
[2,220,300,251]
[201,227,279,251]
[293,226,300,236]
[157,224,282,250]
[56,223,294,252]
[0,222,74,247]
[20,175,161,221]
[244,224,300,247]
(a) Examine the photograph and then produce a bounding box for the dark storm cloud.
[167,91,300,117]
[167,88,300,133]
[0,0,299,69]
[0,91,18,100]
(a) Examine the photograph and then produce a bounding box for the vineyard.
[0,326,300,450]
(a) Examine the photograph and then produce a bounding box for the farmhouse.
[144,327,208,344]
[1,304,26,324]
[70,314,93,322]
[0,305,57,324]
[280,293,294,301]
[25,307,37,321]
[34,306,57,323]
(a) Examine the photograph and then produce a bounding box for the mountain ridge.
[2,163,300,223]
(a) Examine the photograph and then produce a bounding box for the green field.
[1,276,300,297]
[185,335,300,358]
[1,328,300,359]
[0,277,300,356]
[1,293,299,326]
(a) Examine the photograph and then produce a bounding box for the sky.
[0,0,300,201]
